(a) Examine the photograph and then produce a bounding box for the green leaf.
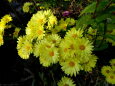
[96,0,109,12]
[76,14,94,29]
[80,2,96,16]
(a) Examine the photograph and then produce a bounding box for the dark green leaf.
[80,2,96,16]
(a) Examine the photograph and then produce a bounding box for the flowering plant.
[0,0,115,86]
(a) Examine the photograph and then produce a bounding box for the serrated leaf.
[80,2,96,16]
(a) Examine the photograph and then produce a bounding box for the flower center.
[64,84,69,86]
[79,45,85,50]
[26,45,31,51]
[46,45,51,48]
[52,40,56,43]
[69,61,75,67]
[49,51,54,56]
[38,29,43,35]
[110,75,114,79]
[106,70,110,73]
[70,44,74,50]
[72,34,77,38]
[64,48,68,52]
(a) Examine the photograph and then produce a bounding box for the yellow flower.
[13,27,20,38]
[0,22,5,35]
[76,37,93,57]
[17,36,33,59]
[0,35,4,46]
[1,14,12,23]
[60,58,82,76]
[59,38,77,60]
[57,76,76,86]
[47,15,57,29]
[59,18,68,31]
[81,54,98,72]
[101,66,112,76]
[88,27,97,35]
[45,34,61,46]
[109,59,115,68]
[65,27,83,39]
[65,18,75,26]
[23,2,33,13]
[33,40,59,67]
[106,73,115,84]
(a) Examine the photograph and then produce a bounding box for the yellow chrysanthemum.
[17,36,33,59]
[13,27,20,38]
[23,2,33,13]
[0,22,5,35]
[59,38,77,60]
[109,59,115,68]
[101,66,112,76]
[1,14,12,23]
[88,27,97,35]
[60,58,82,76]
[44,9,53,17]
[26,25,45,40]
[0,35,4,46]
[33,40,59,67]
[47,15,57,29]
[33,11,47,25]
[59,19,68,31]
[81,54,98,72]
[106,73,115,84]
[45,34,61,46]
[33,40,54,57]
[76,37,93,57]
[65,18,75,26]
[65,28,83,39]
[57,76,76,86]
[39,47,59,67]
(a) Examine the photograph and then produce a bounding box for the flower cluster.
[0,14,12,46]
[101,59,115,84]
[17,10,98,77]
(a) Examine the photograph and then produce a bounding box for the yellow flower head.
[45,34,61,46]
[1,14,12,23]
[17,35,33,59]
[23,2,33,13]
[47,15,57,29]
[109,59,115,68]
[57,76,76,86]
[106,73,115,84]
[60,58,82,76]
[76,37,93,57]
[0,35,4,46]
[59,38,77,60]
[59,18,68,31]
[88,27,97,35]
[33,39,59,67]
[0,22,5,35]
[13,27,20,38]
[81,54,98,72]
[65,28,83,39]
[101,66,112,76]
[65,18,75,26]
